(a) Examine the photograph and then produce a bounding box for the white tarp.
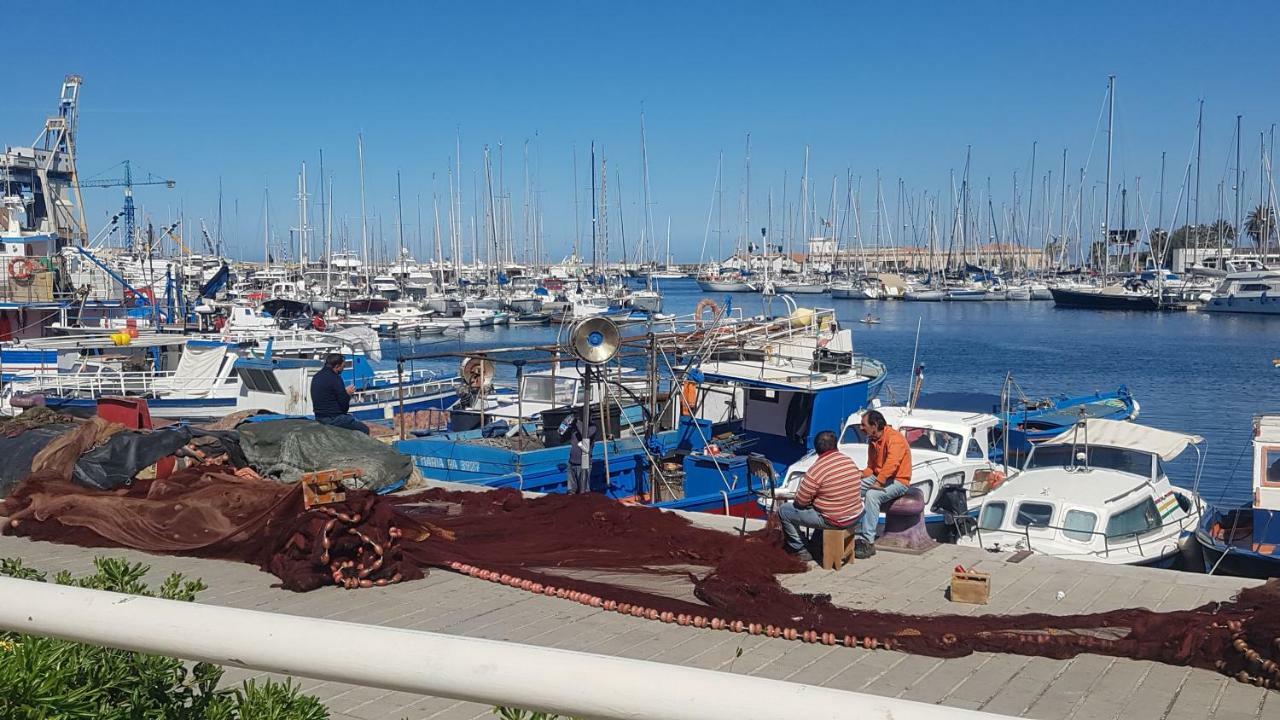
[170,345,230,394]
[1045,418,1202,461]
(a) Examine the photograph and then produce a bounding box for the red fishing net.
[4,468,1278,690]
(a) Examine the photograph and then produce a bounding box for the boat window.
[1263,447,1280,488]
[1025,444,1154,476]
[1105,498,1162,538]
[1062,510,1098,542]
[240,368,283,394]
[1239,283,1271,292]
[748,388,779,403]
[839,425,864,444]
[522,376,576,405]
[1014,502,1053,528]
[966,438,985,459]
[979,502,1006,530]
[902,427,962,455]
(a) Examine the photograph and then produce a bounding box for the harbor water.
[391,277,1269,509]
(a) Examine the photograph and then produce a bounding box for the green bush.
[0,556,329,720]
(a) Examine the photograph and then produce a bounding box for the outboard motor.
[931,484,975,543]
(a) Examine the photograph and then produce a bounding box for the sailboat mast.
[396,170,406,290]
[572,144,581,263]
[640,112,654,287]
[1235,114,1243,255]
[357,134,370,293]
[590,142,598,274]
[1195,99,1204,228]
[326,175,334,295]
[262,186,270,273]
[1026,141,1036,271]
[433,177,445,292]
[1059,149,1068,270]
[1102,76,1115,280]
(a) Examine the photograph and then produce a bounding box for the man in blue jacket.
[310,353,369,434]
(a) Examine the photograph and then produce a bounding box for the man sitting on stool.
[856,409,912,558]
[778,430,862,563]
[310,353,370,435]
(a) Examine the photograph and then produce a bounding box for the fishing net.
[3,471,1278,690]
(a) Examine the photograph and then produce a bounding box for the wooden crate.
[950,570,991,604]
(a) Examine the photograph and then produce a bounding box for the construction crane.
[79,160,175,253]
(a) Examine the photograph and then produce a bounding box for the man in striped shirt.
[778,430,863,562]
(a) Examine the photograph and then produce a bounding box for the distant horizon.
[3,2,1278,265]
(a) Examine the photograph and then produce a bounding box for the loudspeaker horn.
[568,316,621,365]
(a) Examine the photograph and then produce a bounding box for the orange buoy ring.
[7,257,36,282]
[694,298,720,327]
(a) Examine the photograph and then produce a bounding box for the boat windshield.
[901,427,963,456]
[1024,444,1154,477]
[521,376,577,405]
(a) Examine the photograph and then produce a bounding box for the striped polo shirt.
[794,450,863,526]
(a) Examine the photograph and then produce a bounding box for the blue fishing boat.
[395,307,887,516]
[1196,415,1280,578]
[918,385,1139,462]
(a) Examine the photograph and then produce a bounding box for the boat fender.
[9,392,46,409]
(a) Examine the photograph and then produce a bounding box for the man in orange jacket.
[857,409,912,558]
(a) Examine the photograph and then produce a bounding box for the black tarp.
[0,424,76,498]
[237,419,412,492]
[72,427,196,491]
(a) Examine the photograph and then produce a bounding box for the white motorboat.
[1201,262,1280,315]
[962,419,1203,567]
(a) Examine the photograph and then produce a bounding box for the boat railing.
[974,509,1199,560]
[14,368,237,398]
[352,375,454,404]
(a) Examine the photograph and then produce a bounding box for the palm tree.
[1245,204,1277,251]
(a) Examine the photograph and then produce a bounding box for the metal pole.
[0,577,1014,720]
[397,356,406,441]
[515,359,525,451]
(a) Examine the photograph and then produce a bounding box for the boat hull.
[775,283,827,294]
[697,280,755,292]
[1201,296,1280,315]
[904,290,945,302]
[1050,287,1160,311]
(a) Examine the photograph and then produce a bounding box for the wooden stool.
[820,529,855,570]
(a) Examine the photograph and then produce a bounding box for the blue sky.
[4,1,1278,262]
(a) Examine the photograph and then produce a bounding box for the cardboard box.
[950,570,990,604]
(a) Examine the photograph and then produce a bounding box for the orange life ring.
[694,298,720,327]
[7,257,36,281]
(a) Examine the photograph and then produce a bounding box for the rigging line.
[1062,83,1116,225]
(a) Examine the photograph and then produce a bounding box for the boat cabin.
[968,420,1203,566]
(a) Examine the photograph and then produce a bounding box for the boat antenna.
[906,317,922,412]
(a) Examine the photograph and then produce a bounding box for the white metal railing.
[16,369,236,398]
[0,577,1015,720]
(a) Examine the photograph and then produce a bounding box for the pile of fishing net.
[3,474,1278,689]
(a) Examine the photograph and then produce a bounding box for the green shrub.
[0,556,329,720]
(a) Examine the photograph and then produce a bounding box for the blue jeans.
[317,414,370,435]
[860,477,909,544]
[778,502,854,552]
